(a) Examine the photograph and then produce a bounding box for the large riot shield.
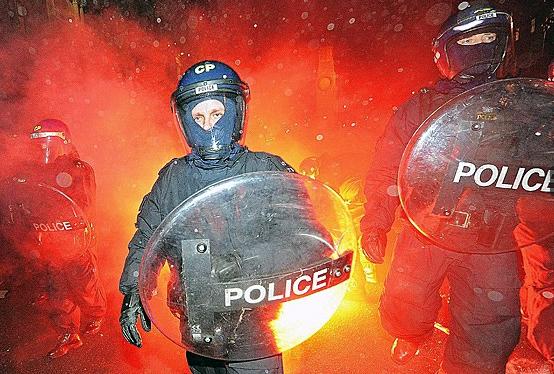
[0,177,92,265]
[399,78,553,254]
[139,171,355,360]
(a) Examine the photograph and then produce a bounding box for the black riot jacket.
[0,155,96,224]
[360,77,495,236]
[119,146,295,294]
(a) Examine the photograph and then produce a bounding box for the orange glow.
[265,179,358,352]
[0,1,442,371]
[141,262,185,345]
[270,281,348,352]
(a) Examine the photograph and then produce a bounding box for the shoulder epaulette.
[158,157,181,175]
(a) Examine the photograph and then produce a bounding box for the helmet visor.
[445,26,509,79]
[30,136,67,164]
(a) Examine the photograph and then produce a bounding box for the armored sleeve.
[64,160,96,217]
[78,160,97,222]
[119,169,168,295]
[360,95,423,234]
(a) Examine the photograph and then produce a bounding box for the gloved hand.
[361,230,387,264]
[120,292,151,348]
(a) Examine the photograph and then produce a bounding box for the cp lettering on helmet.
[194,63,216,74]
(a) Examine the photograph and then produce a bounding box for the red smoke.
[0,1,450,372]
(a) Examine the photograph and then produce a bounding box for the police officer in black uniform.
[119,60,294,374]
[360,2,521,373]
[19,119,106,358]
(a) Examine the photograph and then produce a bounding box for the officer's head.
[170,60,250,160]
[432,1,512,82]
[29,119,77,164]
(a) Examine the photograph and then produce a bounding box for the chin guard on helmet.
[432,1,513,81]
[171,61,250,158]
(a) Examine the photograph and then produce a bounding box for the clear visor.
[445,26,509,79]
[30,136,67,164]
[172,93,245,152]
[172,98,229,151]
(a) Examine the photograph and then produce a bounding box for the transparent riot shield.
[399,78,554,254]
[139,171,355,360]
[0,177,92,265]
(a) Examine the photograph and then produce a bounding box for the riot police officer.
[360,2,521,373]
[15,119,106,358]
[119,60,295,374]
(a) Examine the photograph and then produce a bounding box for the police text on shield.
[453,161,553,192]
[224,267,330,307]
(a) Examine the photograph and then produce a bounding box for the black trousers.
[47,250,107,334]
[515,223,554,364]
[379,226,521,374]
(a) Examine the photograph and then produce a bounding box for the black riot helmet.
[432,1,513,82]
[170,60,250,160]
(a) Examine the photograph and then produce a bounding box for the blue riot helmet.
[170,61,250,159]
[432,1,513,81]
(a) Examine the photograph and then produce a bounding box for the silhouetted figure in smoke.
[119,60,296,374]
[299,156,377,290]
[0,119,106,358]
[360,2,522,373]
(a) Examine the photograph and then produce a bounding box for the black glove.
[120,292,151,348]
[361,230,387,264]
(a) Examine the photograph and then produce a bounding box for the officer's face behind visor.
[31,136,66,164]
[191,99,225,130]
[176,94,240,159]
[456,32,497,46]
[446,27,507,80]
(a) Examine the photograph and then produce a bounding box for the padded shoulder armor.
[255,152,296,173]
[158,157,183,176]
